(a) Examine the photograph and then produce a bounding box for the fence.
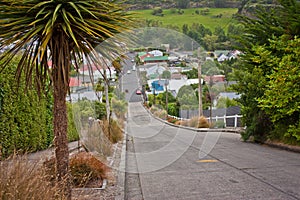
[168,114,242,128]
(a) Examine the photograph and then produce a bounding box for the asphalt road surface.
[124,102,300,200]
[120,55,142,103]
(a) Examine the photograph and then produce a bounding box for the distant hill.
[238,0,280,15]
[124,0,242,10]
[131,8,238,31]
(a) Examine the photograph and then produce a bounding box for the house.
[204,75,225,83]
[69,77,82,92]
[147,78,202,97]
[148,50,163,57]
[227,50,242,60]
[79,64,116,80]
[138,52,153,63]
[217,92,241,100]
[141,64,167,79]
[171,72,186,80]
[144,56,169,63]
[217,53,229,62]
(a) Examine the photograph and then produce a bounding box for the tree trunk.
[53,67,71,199]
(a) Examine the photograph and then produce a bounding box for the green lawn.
[131,8,238,31]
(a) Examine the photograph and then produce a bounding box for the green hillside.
[132,8,238,31]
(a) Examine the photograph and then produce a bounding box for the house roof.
[171,73,183,80]
[138,52,147,57]
[149,50,163,57]
[69,77,82,87]
[144,56,168,62]
[218,92,241,100]
[214,50,230,57]
[146,65,166,78]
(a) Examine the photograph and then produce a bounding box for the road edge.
[142,103,300,154]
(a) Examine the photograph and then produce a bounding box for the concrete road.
[120,54,142,103]
[125,102,300,200]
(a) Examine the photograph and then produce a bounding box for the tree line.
[232,0,300,144]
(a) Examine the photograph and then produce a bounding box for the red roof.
[69,77,81,87]
[204,75,225,83]
[47,61,52,68]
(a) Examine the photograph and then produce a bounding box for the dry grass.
[188,116,210,128]
[100,119,123,144]
[0,156,63,200]
[174,116,209,128]
[153,109,167,120]
[80,121,112,157]
[44,152,108,189]
[70,152,108,188]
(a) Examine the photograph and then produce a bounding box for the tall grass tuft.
[70,152,108,188]
[0,156,63,199]
[188,116,210,128]
[101,119,123,144]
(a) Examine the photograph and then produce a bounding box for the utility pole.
[198,48,203,117]
[165,79,169,114]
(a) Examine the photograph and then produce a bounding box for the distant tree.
[233,0,300,142]
[214,0,226,8]
[170,8,177,14]
[152,7,164,16]
[214,26,227,42]
[182,24,189,34]
[257,36,300,143]
[216,97,240,108]
[203,34,218,51]
[177,0,190,9]
[181,68,198,79]
[162,70,171,79]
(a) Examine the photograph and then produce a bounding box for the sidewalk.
[26,141,81,163]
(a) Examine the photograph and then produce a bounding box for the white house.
[149,50,163,57]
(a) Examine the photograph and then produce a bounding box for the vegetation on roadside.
[70,152,108,188]
[0,157,63,199]
[233,0,300,145]
[0,57,53,158]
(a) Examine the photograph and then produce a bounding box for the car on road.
[136,89,142,95]
[127,70,131,74]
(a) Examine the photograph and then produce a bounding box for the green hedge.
[0,60,53,158]
[0,58,79,158]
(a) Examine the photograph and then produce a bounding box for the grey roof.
[218,92,241,100]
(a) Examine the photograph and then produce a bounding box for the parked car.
[136,89,142,95]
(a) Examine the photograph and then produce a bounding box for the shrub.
[213,121,225,128]
[153,109,167,120]
[167,116,178,124]
[152,7,163,16]
[70,152,108,187]
[67,103,79,142]
[175,120,188,126]
[150,106,159,114]
[188,116,200,128]
[174,120,183,126]
[188,116,209,128]
[101,119,123,144]
[198,116,210,128]
[81,120,112,156]
[1,156,62,199]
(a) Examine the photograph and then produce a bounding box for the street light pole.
[198,48,203,117]
[165,79,169,114]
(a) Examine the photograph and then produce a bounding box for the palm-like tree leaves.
[0,0,134,198]
[0,0,134,91]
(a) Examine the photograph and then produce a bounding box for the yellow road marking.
[197,159,218,163]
